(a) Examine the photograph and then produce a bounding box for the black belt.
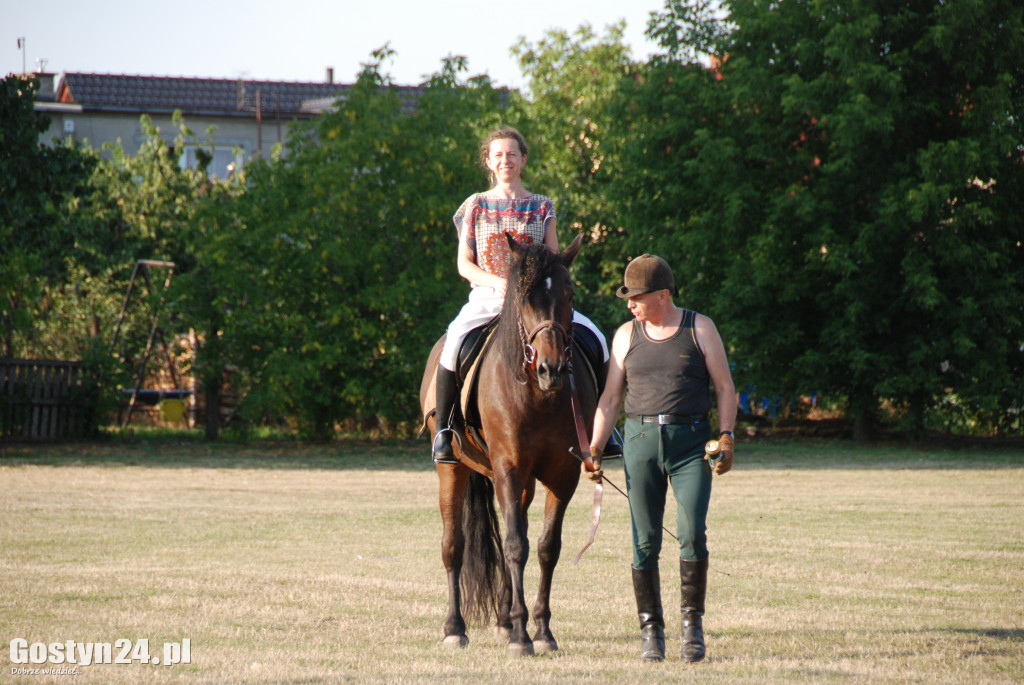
[627,413,708,425]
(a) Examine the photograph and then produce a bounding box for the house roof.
[54,72,416,118]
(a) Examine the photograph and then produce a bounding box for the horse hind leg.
[439,465,470,648]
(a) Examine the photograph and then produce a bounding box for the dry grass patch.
[1,439,1022,683]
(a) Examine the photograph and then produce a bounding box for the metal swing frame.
[110,260,190,430]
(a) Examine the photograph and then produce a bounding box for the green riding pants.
[623,417,712,570]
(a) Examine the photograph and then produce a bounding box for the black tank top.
[623,309,711,416]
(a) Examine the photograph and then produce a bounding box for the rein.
[568,372,603,566]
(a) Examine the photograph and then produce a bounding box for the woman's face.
[486,137,526,184]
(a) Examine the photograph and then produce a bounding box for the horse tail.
[460,471,507,625]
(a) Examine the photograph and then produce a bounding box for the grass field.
[1,437,1022,683]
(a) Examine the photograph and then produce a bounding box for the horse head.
[504,233,583,392]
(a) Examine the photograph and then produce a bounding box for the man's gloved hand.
[581,446,603,483]
[715,434,734,475]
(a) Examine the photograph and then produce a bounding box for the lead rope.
[568,372,603,565]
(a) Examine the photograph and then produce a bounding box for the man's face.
[627,290,666,321]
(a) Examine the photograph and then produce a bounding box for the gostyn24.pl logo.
[9,638,191,670]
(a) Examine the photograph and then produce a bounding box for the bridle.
[520,317,577,378]
[517,263,576,377]
[520,318,573,375]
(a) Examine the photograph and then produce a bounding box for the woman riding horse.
[431,126,607,464]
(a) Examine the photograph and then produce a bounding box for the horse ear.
[560,233,584,267]
[505,232,521,253]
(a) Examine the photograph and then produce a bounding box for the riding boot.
[432,366,459,464]
[597,360,624,458]
[680,558,708,662]
[632,567,665,662]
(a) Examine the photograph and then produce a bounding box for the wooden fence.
[0,359,89,442]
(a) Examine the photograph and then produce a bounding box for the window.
[179,146,243,179]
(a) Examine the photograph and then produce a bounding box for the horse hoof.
[442,635,469,649]
[493,626,511,642]
[533,639,558,654]
[507,642,535,658]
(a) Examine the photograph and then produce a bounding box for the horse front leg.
[497,477,535,642]
[531,487,570,653]
[439,464,470,648]
[494,469,533,657]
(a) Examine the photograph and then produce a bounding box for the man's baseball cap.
[616,254,676,299]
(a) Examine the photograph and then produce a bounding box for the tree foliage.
[614,0,1024,436]
[3,81,212,430]
[60,115,213,374]
[181,52,519,439]
[513,23,639,330]
[8,4,1022,439]
[0,75,95,357]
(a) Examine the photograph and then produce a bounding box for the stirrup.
[602,426,624,459]
[432,428,459,465]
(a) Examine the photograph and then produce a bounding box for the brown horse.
[419,233,597,656]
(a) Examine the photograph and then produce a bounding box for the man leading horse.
[585,253,737,663]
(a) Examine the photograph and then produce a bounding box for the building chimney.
[326,67,334,85]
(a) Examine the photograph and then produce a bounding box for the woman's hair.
[479,126,528,178]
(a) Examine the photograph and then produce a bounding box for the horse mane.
[495,240,569,382]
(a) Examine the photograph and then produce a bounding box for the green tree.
[46,114,215,414]
[0,74,95,357]
[171,164,245,439]
[619,0,1024,437]
[187,50,518,439]
[513,23,639,330]
[5,109,214,366]
[3,81,214,431]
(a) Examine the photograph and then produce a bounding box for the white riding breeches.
[439,286,609,371]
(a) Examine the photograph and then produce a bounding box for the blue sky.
[3,0,667,90]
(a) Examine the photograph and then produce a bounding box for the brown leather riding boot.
[680,558,708,662]
[632,567,665,662]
